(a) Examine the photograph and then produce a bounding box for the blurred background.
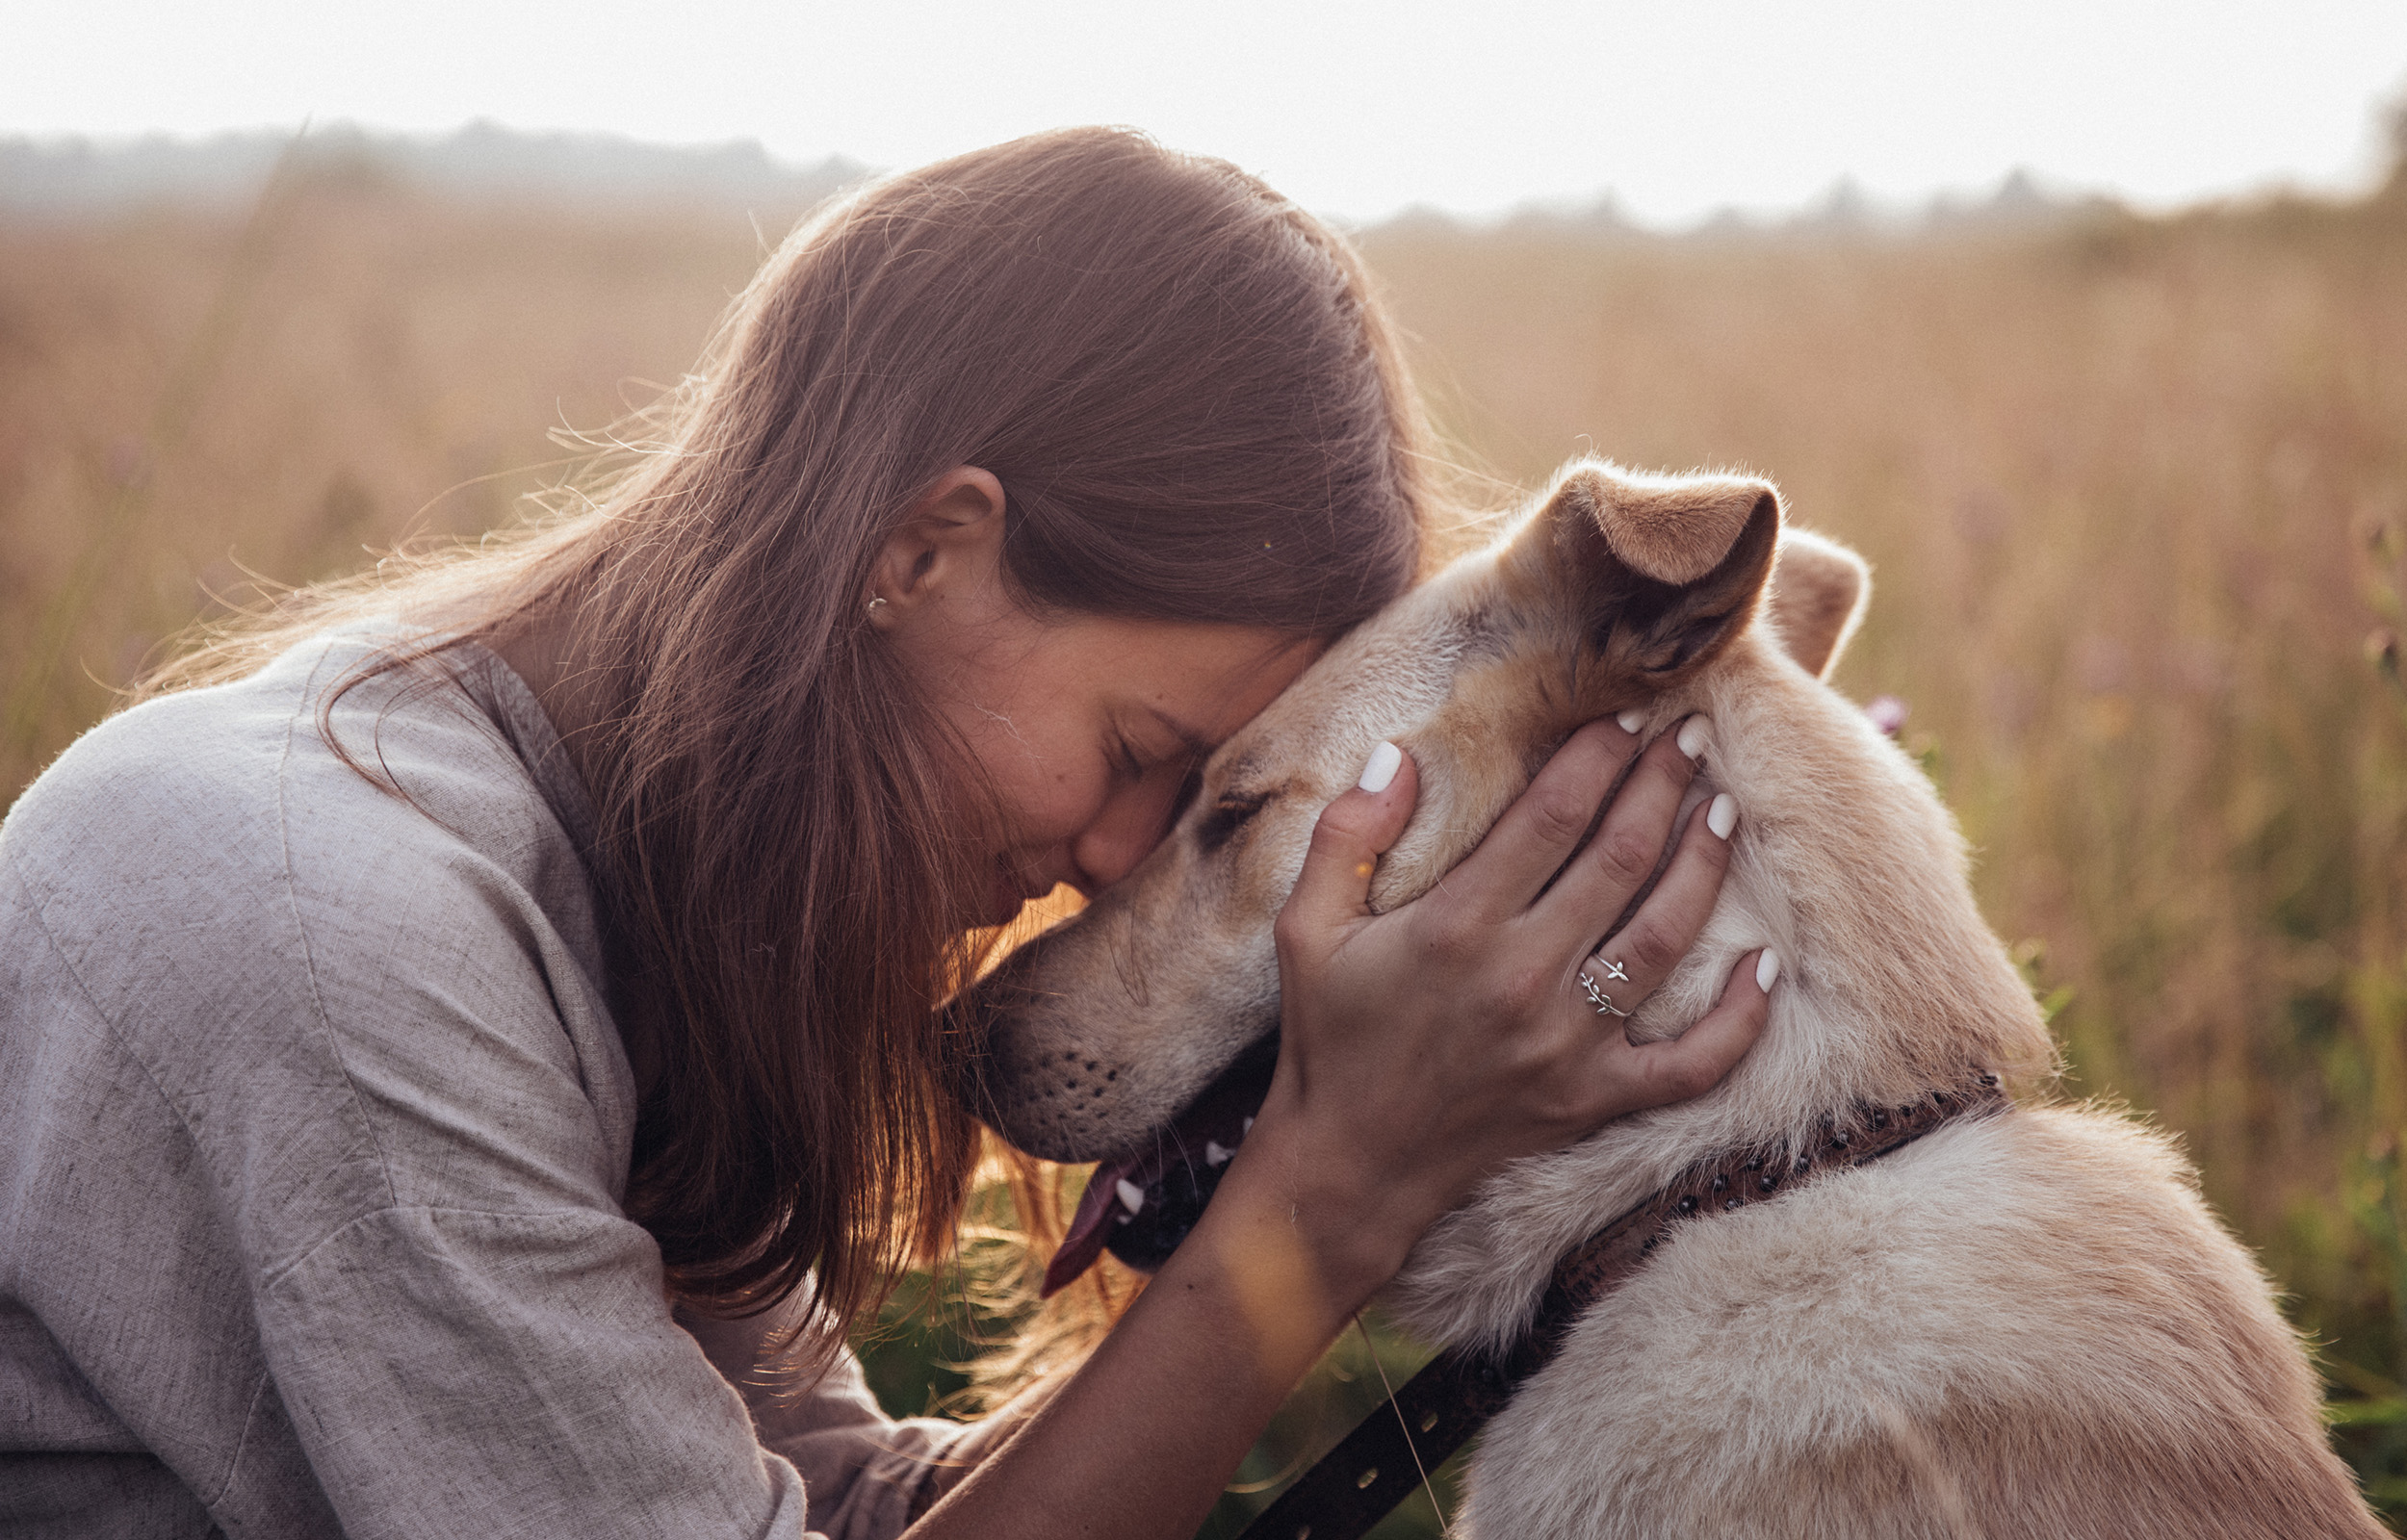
[7,1,2407,1531]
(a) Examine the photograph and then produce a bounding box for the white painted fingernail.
[1358,740,1403,793]
[1756,949,1782,991]
[1616,707,1646,733]
[1675,715,1713,760]
[1707,792,1738,839]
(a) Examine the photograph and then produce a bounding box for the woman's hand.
[1246,714,1773,1301]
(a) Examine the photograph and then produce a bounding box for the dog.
[967,461,2388,1538]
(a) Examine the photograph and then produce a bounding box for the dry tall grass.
[5,165,2402,1524]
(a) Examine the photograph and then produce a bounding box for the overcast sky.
[10,0,2406,226]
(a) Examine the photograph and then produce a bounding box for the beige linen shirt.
[0,632,966,1538]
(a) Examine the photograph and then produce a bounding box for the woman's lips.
[982,860,1024,925]
[982,855,1050,926]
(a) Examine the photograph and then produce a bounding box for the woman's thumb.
[1278,742,1418,951]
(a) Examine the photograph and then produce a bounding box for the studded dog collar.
[1234,1076,2009,1540]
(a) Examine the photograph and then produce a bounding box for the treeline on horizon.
[0,116,2314,236]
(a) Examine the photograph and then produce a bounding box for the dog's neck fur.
[1377,560,2054,1354]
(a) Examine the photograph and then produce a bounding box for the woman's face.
[872,467,1334,924]
[897,605,1320,926]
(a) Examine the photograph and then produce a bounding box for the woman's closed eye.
[1195,791,1270,854]
[1112,733,1149,782]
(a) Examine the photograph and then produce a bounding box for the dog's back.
[1468,1106,2376,1538]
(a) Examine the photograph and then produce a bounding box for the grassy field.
[6,159,2405,1527]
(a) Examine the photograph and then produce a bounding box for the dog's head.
[967,460,2051,1258]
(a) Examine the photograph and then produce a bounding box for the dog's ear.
[1766,528,1871,680]
[1514,461,1782,681]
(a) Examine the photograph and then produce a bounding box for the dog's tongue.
[1039,1039,1279,1297]
[1043,1148,1167,1296]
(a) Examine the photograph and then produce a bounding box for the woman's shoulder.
[10,629,582,888]
[5,641,348,975]
[8,637,330,858]
[2,629,606,1037]
[2,629,634,1230]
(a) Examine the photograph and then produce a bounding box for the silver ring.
[1579,970,1632,1017]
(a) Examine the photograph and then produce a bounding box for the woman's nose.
[1070,773,1186,891]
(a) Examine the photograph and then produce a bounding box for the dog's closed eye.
[1195,792,1271,854]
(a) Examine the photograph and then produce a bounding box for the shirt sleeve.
[257,1206,821,1540]
[233,905,974,1540]
[678,1307,977,1540]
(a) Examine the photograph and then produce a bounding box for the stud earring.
[867,596,888,615]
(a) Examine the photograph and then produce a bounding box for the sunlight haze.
[10,0,2407,225]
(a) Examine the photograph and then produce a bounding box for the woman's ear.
[868,467,1009,626]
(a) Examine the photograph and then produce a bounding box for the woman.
[0,129,1771,1539]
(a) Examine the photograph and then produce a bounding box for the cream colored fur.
[969,460,2388,1538]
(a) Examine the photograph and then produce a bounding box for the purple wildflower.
[1864,694,1910,737]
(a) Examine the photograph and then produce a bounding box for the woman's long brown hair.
[144,127,1434,1350]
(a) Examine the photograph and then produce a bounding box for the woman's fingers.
[1274,742,1420,966]
[1531,722,1708,954]
[1436,718,1643,925]
[1586,949,1776,1122]
[1552,784,1738,1020]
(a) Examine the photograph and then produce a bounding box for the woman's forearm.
[907,1117,1392,1540]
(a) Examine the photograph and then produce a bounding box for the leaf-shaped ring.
[1579,969,1632,1017]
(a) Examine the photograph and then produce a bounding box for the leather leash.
[1232,1076,2007,1540]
